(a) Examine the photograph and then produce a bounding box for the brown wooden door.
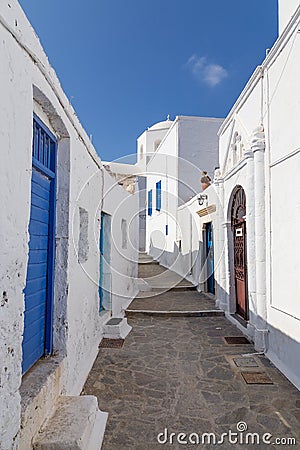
[231,187,248,320]
[233,221,248,319]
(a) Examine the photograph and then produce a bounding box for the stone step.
[150,284,197,292]
[125,309,225,318]
[138,259,160,265]
[33,396,108,450]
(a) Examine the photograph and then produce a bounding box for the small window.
[148,190,153,216]
[121,219,127,249]
[154,139,162,151]
[156,180,161,211]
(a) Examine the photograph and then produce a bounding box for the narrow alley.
[83,257,300,449]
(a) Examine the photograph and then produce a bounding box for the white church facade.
[214,0,300,390]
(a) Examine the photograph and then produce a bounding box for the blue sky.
[19,0,278,162]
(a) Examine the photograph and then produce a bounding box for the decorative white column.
[214,172,228,312]
[252,126,268,351]
[244,147,256,340]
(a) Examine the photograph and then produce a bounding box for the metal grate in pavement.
[233,357,259,368]
[99,338,124,348]
[241,371,274,385]
[224,336,251,345]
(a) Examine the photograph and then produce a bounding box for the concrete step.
[33,396,108,450]
[103,317,132,339]
[125,309,225,318]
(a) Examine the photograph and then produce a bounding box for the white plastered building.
[136,0,300,393]
[0,1,138,448]
[141,116,223,271]
[204,0,300,391]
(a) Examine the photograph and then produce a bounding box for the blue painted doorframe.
[22,114,57,374]
[99,212,112,311]
[206,222,215,295]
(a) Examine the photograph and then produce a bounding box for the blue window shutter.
[148,190,152,216]
[156,180,161,211]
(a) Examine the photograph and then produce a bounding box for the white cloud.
[186,54,228,87]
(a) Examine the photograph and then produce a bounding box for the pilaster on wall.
[251,125,268,351]
[214,175,227,311]
[244,148,256,328]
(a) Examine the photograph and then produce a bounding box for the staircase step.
[125,309,224,318]
[33,396,108,450]
[150,285,197,292]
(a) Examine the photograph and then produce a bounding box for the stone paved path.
[128,290,217,312]
[83,314,300,449]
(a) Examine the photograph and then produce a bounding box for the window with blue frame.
[148,190,153,216]
[156,180,161,211]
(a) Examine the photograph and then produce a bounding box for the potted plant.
[201,171,211,190]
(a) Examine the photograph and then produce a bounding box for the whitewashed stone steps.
[33,396,108,450]
[102,317,132,339]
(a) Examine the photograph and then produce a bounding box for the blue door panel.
[31,193,50,211]
[32,170,51,190]
[23,343,45,374]
[24,270,47,295]
[31,179,50,200]
[99,212,112,311]
[24,290,47,310]
[29,220,49,236]
[29,235,49,251]
[26,263,47,281]
[23,326,45,346]
[22,116,56,375]
[28,249,48,264]
[206,223,215,295]
[30,205,49,224]
[24,307,46,335]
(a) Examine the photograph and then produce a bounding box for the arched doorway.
[231,186,248,320]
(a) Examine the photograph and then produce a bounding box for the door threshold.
[231,313,248,328]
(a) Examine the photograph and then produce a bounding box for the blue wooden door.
[99,212,112,311]
[206,222,215,295]
[22,115,56,374]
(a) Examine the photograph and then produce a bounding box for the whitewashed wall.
[178,117,222,205]
[145,116,221,274]
[146,123,178,265]
[0,2,138,448]
[217,6,300,390]
[266,13,300,390]
[171,187,218,290]
[278,0,300,34]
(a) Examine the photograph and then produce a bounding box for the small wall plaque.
[236,228,243,237]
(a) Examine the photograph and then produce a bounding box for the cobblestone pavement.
[83,314,300,449]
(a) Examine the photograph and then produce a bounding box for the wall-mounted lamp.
[197,194,208,206]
